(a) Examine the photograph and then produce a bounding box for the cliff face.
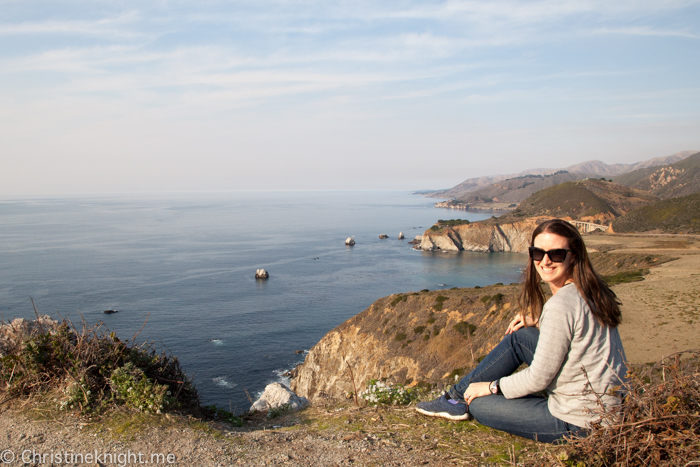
[291,286,521,402]
[418,219,538,252]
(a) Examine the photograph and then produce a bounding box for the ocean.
[0,191,526,412]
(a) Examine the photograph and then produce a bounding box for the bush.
[433,295,449,311]
[413,326,426,334]
[395,332,407,341]
[453,321,477,338]
[534,351,700,467]
[204,405,244,427]
[0,315,198,414]
[390,294,406,307]
[360,380,419,406]
[110,362,173,413]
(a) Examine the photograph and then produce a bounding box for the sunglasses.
[528,247,571,262]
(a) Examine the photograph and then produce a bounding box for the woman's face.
[532,232,575,292]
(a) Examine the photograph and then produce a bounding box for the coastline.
[2,233,697,465]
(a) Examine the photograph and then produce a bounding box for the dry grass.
[525,350,700,466]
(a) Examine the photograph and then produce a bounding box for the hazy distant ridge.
[427,150,698,200]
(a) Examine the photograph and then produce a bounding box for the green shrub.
[453,321,477,338]
[267,403,291,419]
[360,380,419,406]
[390,295,407,307]
[109,362,174,413]
[413,326,426,334]
[433,295,449,311]
[204,405,245,427]
[0,315,198,415]
[601,270,647,285]
[395,332,407,341]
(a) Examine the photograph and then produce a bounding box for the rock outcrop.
[255,269,270,279]
[291,286,521,402]
[418,219,539,252]
[250,382,310,413]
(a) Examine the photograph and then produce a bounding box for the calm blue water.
[0,191,526,411]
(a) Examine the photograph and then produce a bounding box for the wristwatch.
[489,380,501,395]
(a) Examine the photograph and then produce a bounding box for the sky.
[1,0,699,194]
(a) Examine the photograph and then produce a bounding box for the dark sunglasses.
[528,247,571,262]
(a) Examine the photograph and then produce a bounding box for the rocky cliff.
[417,218,539,252]
[289,251,669,403]
[290,285,522,402]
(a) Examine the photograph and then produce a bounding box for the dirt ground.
[584,233,700,363]
[2,233,697,466]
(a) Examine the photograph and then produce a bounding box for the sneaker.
[415,394,471,421]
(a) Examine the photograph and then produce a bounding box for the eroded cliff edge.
[289,251,671,403]
[417,218,539,252]
[291,285,521,402]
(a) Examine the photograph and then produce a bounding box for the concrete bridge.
[570,220,609,233]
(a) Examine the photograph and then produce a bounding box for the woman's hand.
[505,313,538,335]
[464,382,492,405]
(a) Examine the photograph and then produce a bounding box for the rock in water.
[345,237,355,246]
[255,269,269,279]
[378,234,389,239]
[250,382,310,413]
[398,232,405,239]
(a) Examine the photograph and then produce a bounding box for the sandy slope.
[585,233,700,363]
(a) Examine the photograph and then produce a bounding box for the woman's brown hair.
[518,219,622,327]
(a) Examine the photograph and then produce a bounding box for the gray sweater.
[499,283,627,428]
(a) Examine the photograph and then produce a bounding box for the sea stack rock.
[378,234,389,239]
[255,269,270,279]
[345,237,355,246]
[250,382,310,413]
[398,232,405,239]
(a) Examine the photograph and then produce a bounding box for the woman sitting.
[416,219,627,443]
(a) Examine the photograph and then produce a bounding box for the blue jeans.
[447,327,587,444]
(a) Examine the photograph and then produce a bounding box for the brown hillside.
[615,151,700,199]
[291,252,670,402]
[502,179,657,224]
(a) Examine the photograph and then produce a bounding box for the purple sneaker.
[415,393,471,421]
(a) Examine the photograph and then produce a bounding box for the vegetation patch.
[532,351,700,466]
[612,192,700,233]
[390,294,407,307]
[480,293,505,305]
[360,380,420,406]
[601,269,647,286]
[0,314,198,415]
[413,326,426,334]
[432,295,449,311]
[453,321,477,338]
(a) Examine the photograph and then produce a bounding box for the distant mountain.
[612,192,700,234]
[614,151,700,199]
[426,150,697,200]
[499,179,657,225]
[453,171,596,207]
